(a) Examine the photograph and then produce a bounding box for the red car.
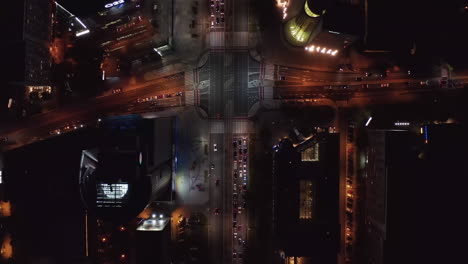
[214,208,219,215]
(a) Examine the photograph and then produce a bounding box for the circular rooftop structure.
[284,0,332,46]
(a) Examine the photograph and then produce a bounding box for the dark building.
[79,115,174,264]
[274,134,340,264]
[361,123,467,264]
[135,213,171,264]
[284,0,359,57]
[79,115,173,221]
[0,0,54,117]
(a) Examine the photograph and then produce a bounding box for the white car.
[214,143,217,152]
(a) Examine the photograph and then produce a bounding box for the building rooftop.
[274,134,340,263]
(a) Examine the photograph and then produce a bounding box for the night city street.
[1,0,468,264]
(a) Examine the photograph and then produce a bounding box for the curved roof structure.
[284,0,329,46]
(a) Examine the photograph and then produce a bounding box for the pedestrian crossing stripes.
[209,32,225,48]
[264,63,275,80]
[184,90,195,106]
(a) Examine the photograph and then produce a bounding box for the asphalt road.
[209,133,225,264]
[0,71,186,151]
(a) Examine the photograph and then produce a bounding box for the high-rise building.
[0,0,54,116]
[273,134,340,264]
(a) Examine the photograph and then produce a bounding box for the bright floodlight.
[76,29,90,37]
[159,214,163,219]
[365,117,372,127]
[152,214,156,218]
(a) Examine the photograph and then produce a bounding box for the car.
[49,129,61,135]
[347,203,353,209]
[347,190,353,194]
[380,83,390,87]
[233,221,237,227]
[347,197,354,203]
[210,163,215,169]
[233,151,237,157]
[214,208,219,215]
[234,172,238,178]
[242,185,247,192]
[213,143,217,151]
[280,76,286,80]
[243,157,247,162]
[243,148,247,154]
[243,202,247,208]
[233,211,237,219]
[215,178,220,186]
[355,77,363,81]
[233,249,237,258]
[233,141,237,148]
[0,137,8,143]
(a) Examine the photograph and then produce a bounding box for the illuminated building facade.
[0,0,54,115]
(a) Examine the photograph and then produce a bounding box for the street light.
[365,117,372,127]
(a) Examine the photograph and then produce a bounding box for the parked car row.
[49,121,85,136]
[210,0,225,28]
[345,120,356,263]
[137,91,183,103]
[232,136,248,261]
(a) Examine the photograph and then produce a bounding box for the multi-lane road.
[0,70,186,151]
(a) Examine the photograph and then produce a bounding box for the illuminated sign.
[105,0,125,9]
[96,183,129,207]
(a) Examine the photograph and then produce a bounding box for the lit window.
[299,180,313,219]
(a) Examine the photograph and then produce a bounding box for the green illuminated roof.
[305,1,326,18]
